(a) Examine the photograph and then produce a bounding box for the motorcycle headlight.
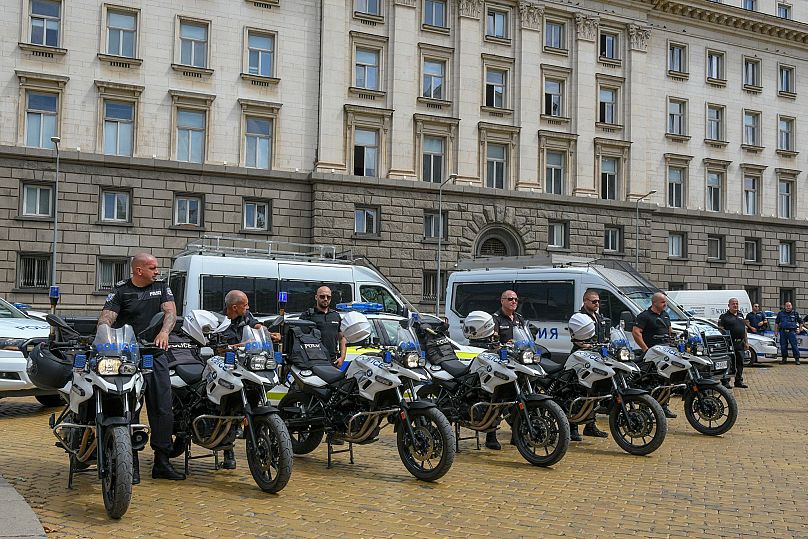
[250,356,267,371]
[404,352,420,369]
[696,343,705,356]
[619,348,630,362]
[97,358,122,376]
[119,362,137,376]
[520,350,535,364]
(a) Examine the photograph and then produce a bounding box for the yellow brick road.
[2,365,807,538]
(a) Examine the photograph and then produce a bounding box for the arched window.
[474,226,523,257]
[478,237,508,257]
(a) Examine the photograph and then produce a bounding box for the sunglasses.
[503,297,518,302]
[318,295,331,299]
[588,299,600,304]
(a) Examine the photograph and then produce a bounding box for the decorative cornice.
[458,0,483,19]
[518,1,544,31]
[627,23,651,52]
[574,13,599,41]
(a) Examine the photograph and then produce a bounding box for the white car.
[0,299,60,406]
[674,317,778,365]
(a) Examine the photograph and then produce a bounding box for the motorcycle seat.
[540,361,565,375]
[175,363,205,385]
[440,359,471,378]
[310,363,344,384]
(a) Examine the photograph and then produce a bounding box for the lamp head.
[50,136,60,145]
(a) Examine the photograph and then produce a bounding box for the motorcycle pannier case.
[27,343,73,390]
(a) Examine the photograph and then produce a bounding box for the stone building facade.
[2,0,808,314]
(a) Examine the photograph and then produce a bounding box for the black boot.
[570,424,582,442]
[485,431,501,450]
[583,422,608,438]
[132,451,140,485]
[152,452,186,480]
[222,449,236,470]
[662,405,678,419]
[734,380,749,389]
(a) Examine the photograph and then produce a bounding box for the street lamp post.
[635,190,657,268]
[436,174,457,316]
[50,136,61,313]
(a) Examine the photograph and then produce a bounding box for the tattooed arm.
[98,309,119,328]
[155,301,177,350]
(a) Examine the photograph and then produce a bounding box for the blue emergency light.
[224,351,236,368]
[274,351,283,365]
[335,302,384,313]
[278,291,288,303]
[383,350,393,364]
[142,354,154,370]
[73,354,87,370]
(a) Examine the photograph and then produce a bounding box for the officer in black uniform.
[632,292,672,353]
[299,286,346,366]
[775,301,802,365]
[718,298,749,388]
[99,253,185,483]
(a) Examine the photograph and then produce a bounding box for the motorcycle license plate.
[713,361,727,370]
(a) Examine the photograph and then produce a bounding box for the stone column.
[515,1,544,190]
[571,12,599,197]
[388,0,418,179]
[626,24,652,201]
[454,0,484,186]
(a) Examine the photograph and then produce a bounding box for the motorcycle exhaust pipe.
[568,401,595,424]
[131,429,149,451]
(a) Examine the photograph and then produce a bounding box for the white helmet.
[340,311,372,344]
[463,311,495,340]
[182,310,224,345]
[568,313,596,341]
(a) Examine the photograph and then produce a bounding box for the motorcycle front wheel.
[512,399,570,467]
[683,384,738,436]
[396,407,455,482]
[278,390,324,455]
[608,394,667,456]
[246,414,293,494]
[101,425,133,519]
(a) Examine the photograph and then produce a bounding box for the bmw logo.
[486,365,493,372]
[585,363,591,369]
[366,369,373,377]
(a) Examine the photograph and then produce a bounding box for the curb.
[0,475,46,539]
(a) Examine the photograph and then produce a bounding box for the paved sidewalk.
[0,475,45,539]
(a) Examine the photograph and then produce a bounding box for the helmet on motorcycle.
[568,313,596,340]
[26,343,72,391]
[463,311,495,340]
[340,311,372,344]
[182,310,224,345]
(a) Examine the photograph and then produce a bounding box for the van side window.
[168,271,186,316]
[282,281,353,314]
[592,288,631,327]
[515,281,574,322]
[452,282,512,317]
[359,285,399,314]
[201,275,279,315]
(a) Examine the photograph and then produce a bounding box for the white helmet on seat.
[340,311,372,344]
[568,313,596,341]
[463,311,495,340]
[182,310,224,345]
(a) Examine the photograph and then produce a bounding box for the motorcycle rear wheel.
[396,407,455,482]
[608,394,667,456]
[683,384,738,436]
[246,414,293,494]
[278,390,324,455]
[512,399,570,467]
[101,425,133,519]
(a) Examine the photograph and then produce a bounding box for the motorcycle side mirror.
[371,336,381,347]
[139,312,165,340]
[199,347,214,360]
[527,323,539,339]
[398,318,410,329]
[619,311,635,332]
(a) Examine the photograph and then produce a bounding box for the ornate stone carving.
[518,1,544,30]
[394,0,416,6]
[458,0,483,19]
[574,13,599,41]
[628,24,652,52]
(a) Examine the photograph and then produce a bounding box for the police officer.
[568,290,611,440]
[99,253,185,483]
[775,301,802,365]
[632,292,673,353]
[745,303,769,335]
[299,286,346,366]
[718,298,749,388]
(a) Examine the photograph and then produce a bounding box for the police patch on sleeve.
[105,293,115,302]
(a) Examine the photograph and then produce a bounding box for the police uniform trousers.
[142,353,173,455]
[780,329,801,361]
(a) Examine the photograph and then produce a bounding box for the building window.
[667,166,684,208]
[485,143,507,189]
[354,206,378,235]
[356,0,381,15]
[746,286,760,305]
[18,254,51,289]
[707,50,724,80]
[106,9,137,57]
[243,200,270,231]
[422,270,447,302]
[706,171,722,212]
[29,0,61,47]
[779,65,795,94]
[486,8,508,39]
[101,190,130,223]
[600,157,618,200]
[97,259,128,291]
[668,99,686,135]
[422,136,445,183]
[424,0,447,27]
[353,128,379,177]
[175,196,202,226]
[743,176,758,215]
[103,100,134,156]
[544,79,564,117]
[743,0,756,10]
[485,68,506,108]
[779,241,794,265]
[247,31,274,78]
[548,221,568,248]
[423,59,445,100]
[778,180,793,219]
[668,233,685,258]
[778,117,795,151]
[604,227,622,252]
[245,116,273,169]
[179,20,208,68]
[706,105,724,141]
[707,235,725,260]
[743,58,761,88]
[780,288,795,306]
[669,282,686,291]
[424,211,447,240]
[778,3,792,18]
[25,92,58,149]
[545,20,565,50]
[668,43,687,73]
[599,31,618,60]
[598,87,617,124]
[743,110,761,146]
[355,48,380,90]
[744,238,760,263]
[22,184,52,217]
[545,151,564,195]
[176,109,206,163]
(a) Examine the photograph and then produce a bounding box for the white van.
[167,236,414,318]
[666,290,752,321]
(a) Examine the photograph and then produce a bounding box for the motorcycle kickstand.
[454,423,460,453]
[213,450,220,471]
[326,437,354,469]
[67,456,75,490]
[184,439,191,476]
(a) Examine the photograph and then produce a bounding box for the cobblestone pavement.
[2,365,807,538]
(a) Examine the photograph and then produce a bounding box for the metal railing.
[176,235,354,264]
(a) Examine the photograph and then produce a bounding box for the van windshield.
[623,290,689,321]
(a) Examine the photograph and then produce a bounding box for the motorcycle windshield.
[93,324,139,363]
[609,326,634,350]
[396,325,421,355]
[511,326,536,351]
[241,326,274,354]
